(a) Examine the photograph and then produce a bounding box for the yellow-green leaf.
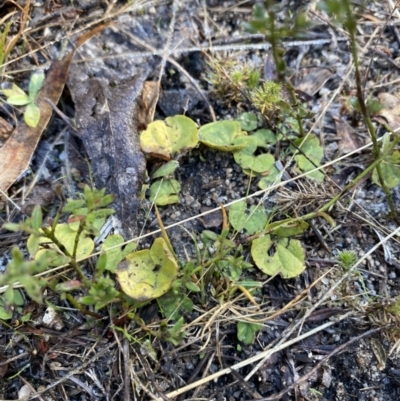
[271,220,309,237]
[6,94,30,105]
[229,200,267,235]
[140,115,198,160]
[116,238,178,301]
[152,160,179,179]
[251,236,305,278]
[27,223,94,265]
[149,179,181,206]
[34,248,71,266]
[257,167,281,188]
[101,234,126,273]
[372,151,400,189]
[198,120,247,151]
[24,103,41,127]
[2,83,27,98]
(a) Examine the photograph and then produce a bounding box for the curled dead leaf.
[378,93,400,132]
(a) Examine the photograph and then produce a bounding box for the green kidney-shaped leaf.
[292,135,324,182]
[28,223,94,265]
[140,115,198,160]
[253,129,277,146]
[116,237,178,301]
[251,236,305,278]
[237,321,262,344]
[237,112,258,131]
[234,152,275,173]
[149,179,181,206]
[33,248,71,266]
[100,234,138,273]
[257,166,281,188]
[295,155,325,181]
[229,200,267,235]
[198,120,247,151]
[372,151,400,189]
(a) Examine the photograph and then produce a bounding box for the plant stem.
[42,227,86,281]
[344,0,399,223]
[66,293,103,319]
[261,134,400,232]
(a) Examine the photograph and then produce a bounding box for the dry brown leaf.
[334,117,365,155]
[0,116,13,143]
[0,22,112,193]
[296,67,332,96]
[378,92,400,132]
[137,81,160,131]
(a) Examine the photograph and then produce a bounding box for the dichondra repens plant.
[3,0,400,350]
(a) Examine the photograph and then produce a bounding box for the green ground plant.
[1,71,45,127]
[318,0,400,221]
[3,0,400,350]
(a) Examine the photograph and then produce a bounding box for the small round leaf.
[116,238,178,301]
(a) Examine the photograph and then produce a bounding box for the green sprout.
[1,71,45,127]
[250,81,283,115]
[337,249,358,270]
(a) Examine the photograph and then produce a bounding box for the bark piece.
[69,74,148,239]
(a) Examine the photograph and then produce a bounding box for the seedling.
[237,321,262,344]
[1,71,45,127]
[337,249,358,270]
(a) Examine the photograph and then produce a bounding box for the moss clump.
[207,56,260,104]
